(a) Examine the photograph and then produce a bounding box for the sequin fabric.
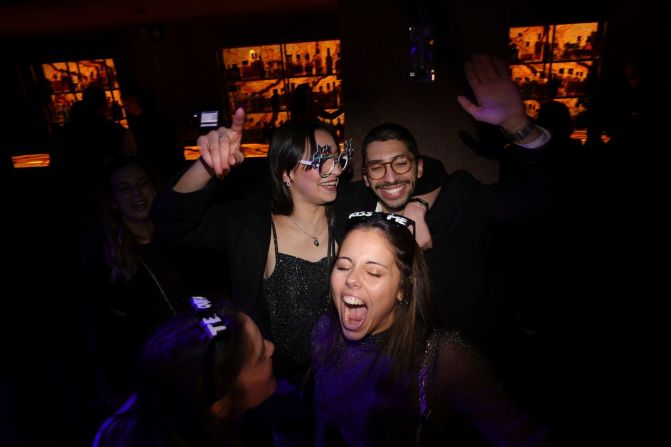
[263,220,330,381]
[312,316,550,446]
[312,316,418,446]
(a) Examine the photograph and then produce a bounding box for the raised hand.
[456,54,526,129]
[197,107,246,178]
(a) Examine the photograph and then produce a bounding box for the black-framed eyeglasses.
[363,154,416,180]
[298,140,353,178]
[346,211,416,237]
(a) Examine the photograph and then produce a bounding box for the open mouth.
[376,182,408,200]
[319,179,339,190]
[341,295,367,332]
[131,200,149,210]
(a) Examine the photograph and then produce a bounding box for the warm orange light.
[12,154,50,168]
[183,144,270,160]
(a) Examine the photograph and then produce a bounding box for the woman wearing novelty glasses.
[153,112,351,444]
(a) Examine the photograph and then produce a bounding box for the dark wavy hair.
[132,302,250,446]
[268,120,338,215]
[361,122,420,162]
[319,214,436,381]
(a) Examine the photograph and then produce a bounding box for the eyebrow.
[336,256,391,269]
[365,153,411,163]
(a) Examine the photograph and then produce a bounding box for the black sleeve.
[415,156,448,195]
[152,180,237,252]
[432,333,552,447]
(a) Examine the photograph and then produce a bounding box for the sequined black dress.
[262,219,331,384]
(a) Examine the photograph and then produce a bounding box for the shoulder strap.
[270,217,279,256]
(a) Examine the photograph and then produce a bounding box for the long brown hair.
[321,214,437,380]
[97,156,160,283]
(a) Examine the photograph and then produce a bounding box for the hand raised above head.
[197,107,246,178]
[456,54,525,129]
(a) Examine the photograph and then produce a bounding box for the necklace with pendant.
[289,216,320,246]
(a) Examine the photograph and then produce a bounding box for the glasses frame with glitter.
[298,140,353,178]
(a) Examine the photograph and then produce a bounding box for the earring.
[285,180,292,187]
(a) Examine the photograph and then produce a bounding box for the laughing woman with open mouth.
[312,212,554,447]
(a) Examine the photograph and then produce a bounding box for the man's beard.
[374,180,413,212]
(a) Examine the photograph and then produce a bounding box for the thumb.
[456,95,479,118]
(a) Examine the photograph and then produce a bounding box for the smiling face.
[284,129,342,207]
[236,314,276,412]
[363,139,423,212]
[331,228,403,341]
[110,163,157,222]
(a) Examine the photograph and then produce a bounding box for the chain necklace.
[289,216,321,246]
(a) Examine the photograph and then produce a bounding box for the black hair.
[268,120,338,215]
[132,302,250,446]
[361,123,420,162]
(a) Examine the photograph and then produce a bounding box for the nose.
[345,268,361,288]
[381,163,398,183]
[327,156,343,178]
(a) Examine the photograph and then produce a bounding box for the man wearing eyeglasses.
[335,54,557,369]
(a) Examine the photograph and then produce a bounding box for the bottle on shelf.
[295,54,304,76]
[230,63,241,80]
[304,52,313,76]
[314,43,323,76]
[286,54,294,76]
[241,60,253,78]
[534,33,543,60]
[251,52,265,79]
[325,48,333,75]
[250,53,259,78]
[271,60,280,78]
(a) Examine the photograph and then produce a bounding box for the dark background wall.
[339,0,663,181]
[0,0,663,178]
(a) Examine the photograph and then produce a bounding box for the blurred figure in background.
[122,88,184,182]
[79,156,186,409]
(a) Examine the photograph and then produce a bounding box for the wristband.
[501,119,535,142]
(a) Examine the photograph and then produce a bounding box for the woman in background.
[83,157,186,406]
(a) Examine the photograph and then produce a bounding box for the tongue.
[344,306,367,330]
